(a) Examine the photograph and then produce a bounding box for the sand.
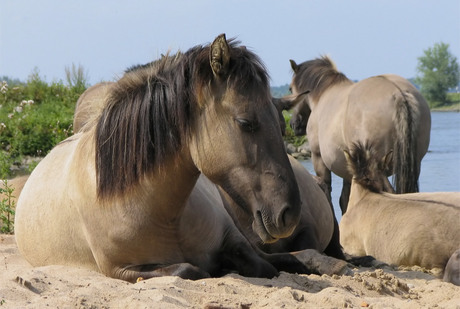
[1,234,459,308]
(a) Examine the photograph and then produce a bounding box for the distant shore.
[430,101,460,112]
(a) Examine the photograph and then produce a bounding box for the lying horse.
[72,65,350,277]
[221,155,343,257]
[282,56,431,214]
[15,34,303,282]
[340,142,460,283]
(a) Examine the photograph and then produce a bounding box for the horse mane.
[293,56,350,103]
[95,38,269,199]
[345,142,391,193]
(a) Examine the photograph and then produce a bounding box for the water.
[300,111,460,221]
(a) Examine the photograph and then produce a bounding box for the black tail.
[392,91,420,193]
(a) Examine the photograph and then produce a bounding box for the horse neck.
[136,146,201,219]
[309,78,353,109]
[348,179,371,210]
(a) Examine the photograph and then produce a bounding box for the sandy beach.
[1,234,459,308]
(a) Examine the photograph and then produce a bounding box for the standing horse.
[341,142,460,280]
[282,56,431,214]
[15,34,302,282]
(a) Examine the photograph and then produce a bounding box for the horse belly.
[15,142,97,270]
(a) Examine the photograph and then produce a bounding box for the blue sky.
[1,0,459,86]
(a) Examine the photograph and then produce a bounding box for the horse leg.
[111,263,212,283]
[323,216,346,260]
[219,230,279,278]
[339,178,351,214]
[312,154,332,200]
[291,250,351,276]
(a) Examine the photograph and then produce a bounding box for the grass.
[0,180,15,234]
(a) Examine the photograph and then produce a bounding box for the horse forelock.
[95,39,270,200]
[293,56,349,103]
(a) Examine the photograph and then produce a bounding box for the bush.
[282,111,307,147]
[0,69,85,177]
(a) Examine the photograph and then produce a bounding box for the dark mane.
[345,142,392,193]
[293,56,350,103]
[95,38,269,199]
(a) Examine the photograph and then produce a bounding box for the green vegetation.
[0,180,15,234]
[432,92,460,111]
[0,68,86,178]
[415,42,460,108]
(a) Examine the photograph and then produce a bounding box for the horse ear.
[290,59,299,73]
[210,33,230,77]
[343,149,352,165]
[278,90,310,110]
[382,150,394,174]
[343,149,355,176]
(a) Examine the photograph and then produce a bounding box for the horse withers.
[281,56,431,214]
[340,142,460,284]
[15,34,301,282]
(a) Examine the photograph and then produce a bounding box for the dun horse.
[15,34,303,282]
[282,56,431,214]
[71,67,350,278]
[340,142,460,284]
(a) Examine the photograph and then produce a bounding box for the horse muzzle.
[252,203,300,243]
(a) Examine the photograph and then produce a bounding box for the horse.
[281,56,431,214]
[221,155,342,256]
[340,142,460,280]
[71,58,354,277]
[15,34,303,283]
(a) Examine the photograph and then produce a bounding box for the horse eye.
[235,118,259,133]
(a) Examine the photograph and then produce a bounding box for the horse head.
[188,34,301,243]
[277,90,311,136]
[344,142,395,193]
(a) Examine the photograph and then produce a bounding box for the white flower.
[0,81,8,94]
[15,106,23,113]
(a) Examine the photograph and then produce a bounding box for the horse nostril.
[278,204,297,229]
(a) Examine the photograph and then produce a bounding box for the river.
[300,111,460,221]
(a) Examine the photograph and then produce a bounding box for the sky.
[1,0,459,87]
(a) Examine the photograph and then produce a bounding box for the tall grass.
[0,180,15,234]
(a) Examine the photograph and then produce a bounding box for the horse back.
[342,190,460,268]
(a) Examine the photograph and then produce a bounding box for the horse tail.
[392,89,420,193]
